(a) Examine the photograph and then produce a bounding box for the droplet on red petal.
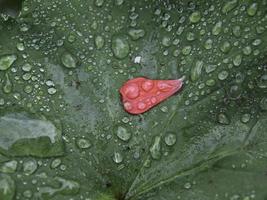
[142,80,154,91]
[124,83,140,99]
[120,77,184,115]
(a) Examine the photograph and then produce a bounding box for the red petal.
[120,77,184,114]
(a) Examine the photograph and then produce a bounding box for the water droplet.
[16,43,25,51]
[76,138,91,149]
[113,152,123,164]
[95,0,104,7]
[116,126,131,141]
[186,32,195,41]
[24,85,33,94]
[218,113,230,125]
[252,39,261,46]
[222,0,238,14]
[260,97,267,111]
[233,54,242,66]
[247,3,258,16]
[142,80,154,91]
[112,35,130,59]
[162,36,171,47]
[232,25,241,37]
[51,158,62,169]
[191,60,203,81]
[257,74,267,89]
[149,136,161,160]
[23,160,38,175]
[22,63,33,72]
[137,102,146,110]
[242,46,252,55]
[189,11,201,23]
[95,35,105,49]
[229,85,242,99]
[205,65,217,74]
[164,133,176,146]
[124,83,140,99]
[0,160,17,173]
[128,29,145,40]
[184,182,192,189]
[61,52,77,69]
[218,70,229,80]
[3,73,12,94]
[204,39,213,50]
[182,46,192,55]
[115,0,124,5]
[241,113,250,124]
[0,174,15,200]
[220,41,231,53]
[48,87,57,95]
[23,190,32,198]
[212,21,222,36]
[0,54,17,71]
[206,79,216,86]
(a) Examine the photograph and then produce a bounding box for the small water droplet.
[113,152,123,164]
[247,3,258,16]
[204,39,213,50]
[112,35,130,59]
[128,29,145,40]
[0,160,18,173]
[218,113,230,125]
[95,35,105,49]
[51,158,62,169]
[241,113,250,124]
[116,126,131,141]
[76,138,91,149]
[3,73,13,94]
[189,11,201,23]
[260,97,267,111]
[191,60,203,81]
[164,133,176,146]
[182,46,192,55]
[222,0,238,14]
[212,21,222,36]
[218,70,229,80]
[220,41,231,53]
[150,136,161,160]
[233,54,242,66]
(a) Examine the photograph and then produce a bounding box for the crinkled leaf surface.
[0,0,267,200]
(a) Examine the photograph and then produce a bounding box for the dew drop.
[95,35,105,49]
[3,73,12,94]
[116,126,131,141]
[247,3,258,16]
[142,80,154,91]
[233,54,242,66]
[204,39,213,50]
[61,52,77,69]
[128,29,145,40]
[260,97,267,111]
[220,41,231,53]
[182,46,192,55]
[150,136,161,160]
[0,54,17,71]
[241,113,250,124]
[124,83,140,99]
[113,152,123,164]
[164,133,176,146]
[218,113,230,125]
[212,21,222,36]
[218,70,229,80]
[222,0,238,14]
[189,11,201,23]
[76,138,91,149]
[112,35,130,59]
[191,60,203,81]
[23,160,38,175]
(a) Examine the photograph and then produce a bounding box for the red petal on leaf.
[120,77,184,115]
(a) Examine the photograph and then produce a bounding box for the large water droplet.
[0,174,15,200]
[0,54,17,71]
[218,70,229,80]
[3,73,12,94]
[112,35,130,59]
[220,41,231,53]
[233,54,242,66]
[116,126,131,141]
[150,136,161,160]
[23,160,38,175]
[0,160,18,173]
[61,52,77,69]
[247,3,258,16]
[191,60,203,81]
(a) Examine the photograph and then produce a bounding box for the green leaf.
[0,0,266,200]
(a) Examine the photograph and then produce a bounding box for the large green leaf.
[0,0,266,199]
